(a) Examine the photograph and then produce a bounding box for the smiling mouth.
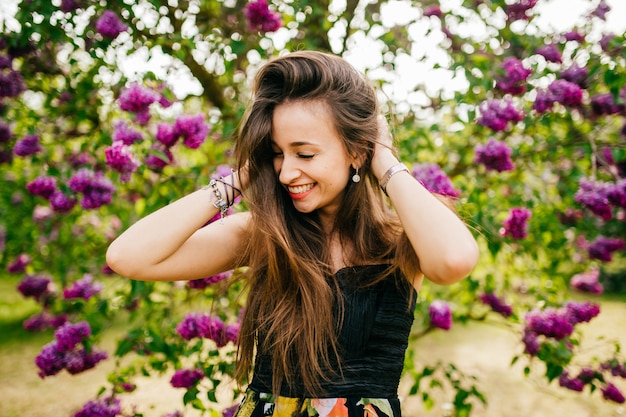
[287,184,315,194]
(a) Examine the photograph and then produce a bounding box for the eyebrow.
[272,140,319,148]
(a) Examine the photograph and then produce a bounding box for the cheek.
[272,158,282,175]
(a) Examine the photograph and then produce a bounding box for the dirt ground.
[1,300,625,417]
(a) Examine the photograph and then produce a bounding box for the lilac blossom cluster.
[188,271,232,289]
[479,292,513,317]
[474,138,515,172]
[569,269,603,294]
[560,64,588,87]
[74,397,121,417]
[244,0,282,33]
[522,301,600,355]
[559,364,625,404]
[590,92,626,116]
[35,321,108,377]
[496,57,532,95]
[176,313,240,347]
[68,168,116,209]
[411,163,460,198]
[170,368,205,389]
[23,312,68,332]
[429,300,452,330]
[501,207,531,239]
[0,52,26,99]
[533,79,583,113]
[63,274,103,300]
[535,44,562,63]
[104,141,140,183]
[118,83,158,125]
[14,134,42,157]
[574,178,626,221]
[477,98,524,132]
[505,0,538,21]
[587,236,626,262]
[7,253,31,273]
[95,10,128,39]
[17,274,52,301]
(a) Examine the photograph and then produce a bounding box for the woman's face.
[271,100,354,225]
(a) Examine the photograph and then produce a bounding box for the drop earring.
[352,166,361,183]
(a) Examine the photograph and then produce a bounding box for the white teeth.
[288,184,314,194]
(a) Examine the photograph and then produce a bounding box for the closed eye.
[298,153,316,159]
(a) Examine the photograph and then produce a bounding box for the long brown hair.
[232,51,419,396]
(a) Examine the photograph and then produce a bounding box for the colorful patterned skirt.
[233,388,401,417]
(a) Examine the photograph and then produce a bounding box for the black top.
[249,264,417,398]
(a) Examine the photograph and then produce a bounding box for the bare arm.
[371,117,479,286]
[106,172,250,282]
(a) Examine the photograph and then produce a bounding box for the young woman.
[106,50,479,417]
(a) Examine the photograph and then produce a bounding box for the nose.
[277,155,301,184]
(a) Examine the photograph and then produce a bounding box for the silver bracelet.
[379,163,409,195]
[205,179,229,221]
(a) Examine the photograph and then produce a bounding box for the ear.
[350,153,367,169]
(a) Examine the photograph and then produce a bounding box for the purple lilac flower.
[222,404,240,417]
[188,271,231,289]
[118,83,157,114]
[592,0,610,20]
[479,292,513,317]
[7,253,31,273]
[0,70,26,98]
[74,397,122,417]
[608,179,626,208]
[477,98,524,132]
[68,169,116,209]
[564,31,585,42]
[225,323,240,344]
[65,348,108,374]
[63,274,103,300]
[35,341,67,377]
[17,274,51,299]
[522,330,540,355]
[600,33,618,54]
[590,93,625,116]
[574,178,613,220]
[144,145,174,171]
[601,360,626,378]
[95,10,128,39]
[54,321,91,351]
[112,120,143,145]
[60,0,79,13]
[244,0,282,33]
[602,383,625,404]
[570,269,603,294]
[14,134,42,156]
[429,300,452,330]
[26,176,57,199]
[561,65,588,87]
[506,0,538,21]
[170,368,205,388]
[496,57,532,95]
[525,307,574,340]
[411,163,460,198]
[23,312,68,331]
[105,141,140,182]
[49,191,77,213]
[164,412,184,417]
[535,44,562,63]
[174,114,210,149]
[0,120,12,143]
[155,122,179,147]
[197,315,227,346]
[176,314,202,340]
[559,371,585,392]
[501,207,531,239]
[548,79,583,107]
[563,301,600,325]
[474,138,515,172]
[587,236,626,262]
[532,89,555,113]
[423,5,442,18]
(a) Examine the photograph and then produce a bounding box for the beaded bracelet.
[379,163,409,195]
